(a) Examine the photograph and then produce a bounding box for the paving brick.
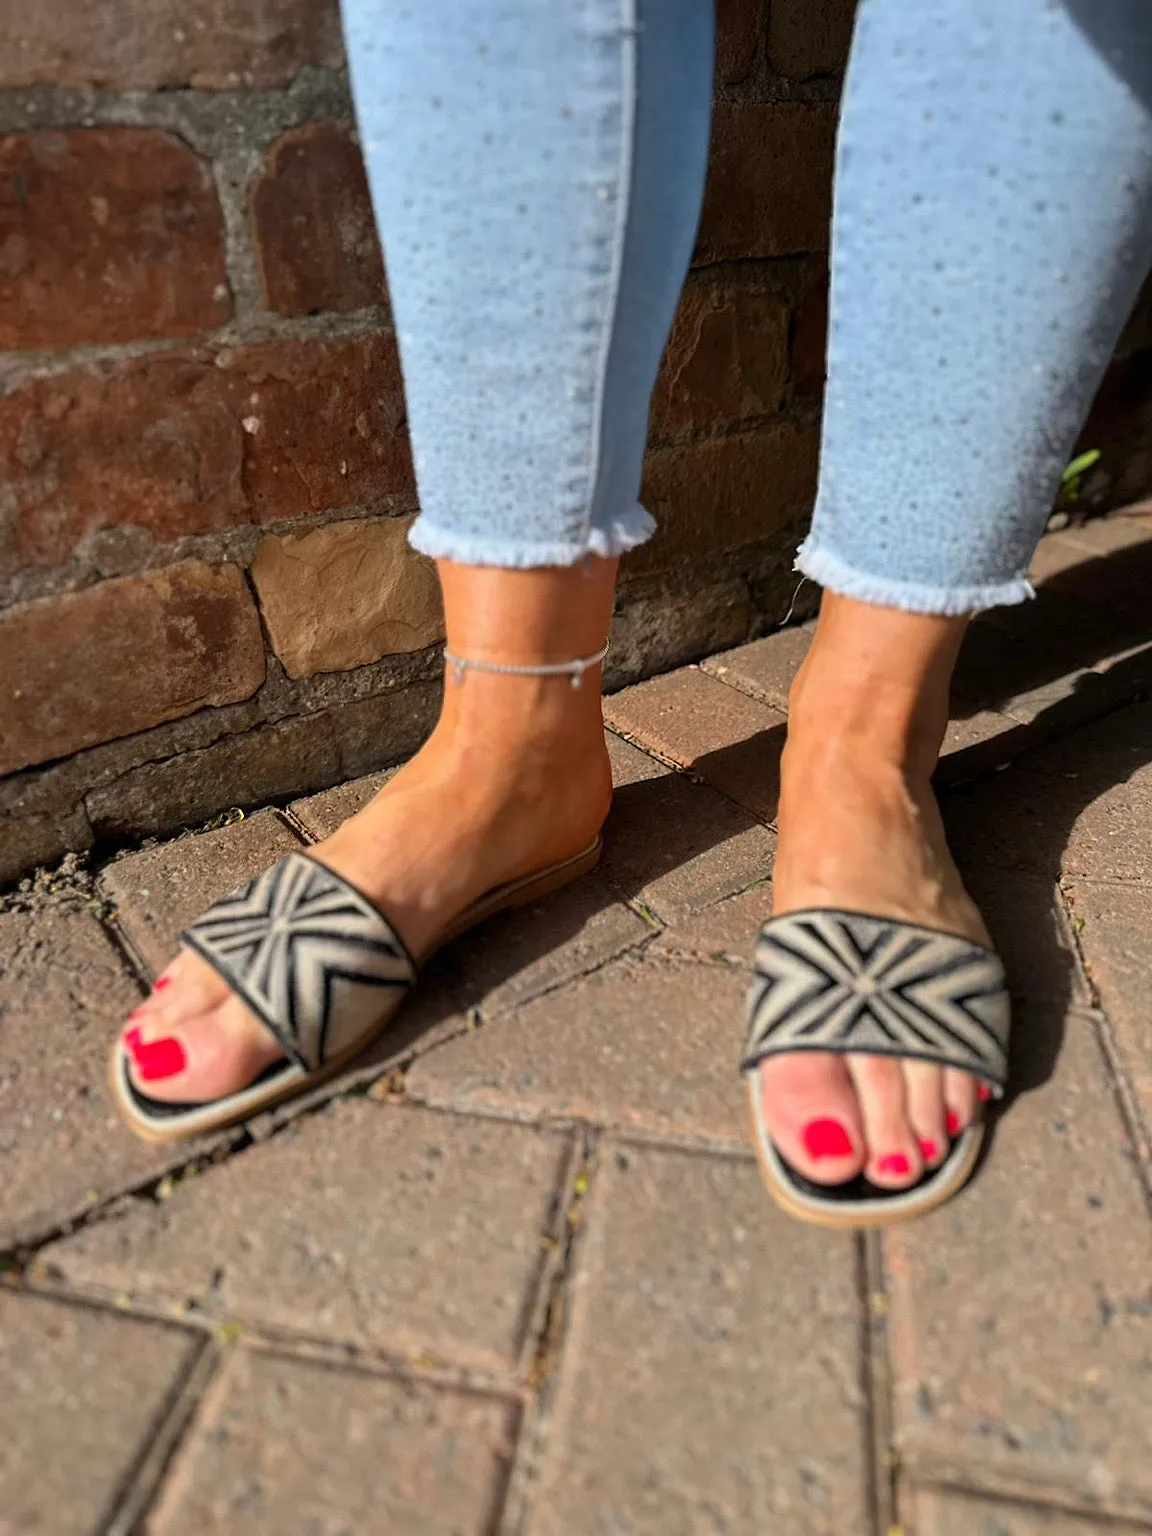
[632,421,819,574]
[0,0,344,89]
[905,1487,1147,1535]
[646,881,768,965]
[408,952,748,1142]
[43,1101,571,1373]
[886,1015,1152,1513]
[0,128,230,352]
[99,808,304,976]
[250,122,386,317]
[529,1144,868,1535]
[606,666,786,822]
[251,516,443,679]
[650,277,789,438]
[1064,880,1152,1126]
[696,103,836,261]
[701,621,815,710]
[0,561,265,776]
[936,705,1027,784]
[603,734,776,922]
[767,0,857,76]
[0,334,413,570]
[151,1351,516,1535]
[439,872,652,1017]
[0,902,174,1248]
[0,1291,199,1536]
[715,0,763,84]
[1033,512,1152,629]
[942,705,1152,884]
[289,766,398,837]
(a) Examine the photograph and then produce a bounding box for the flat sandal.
[110,839,602,1142]
[741,908,1011,1228]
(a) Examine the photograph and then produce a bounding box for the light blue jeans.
[342,0,1152,613]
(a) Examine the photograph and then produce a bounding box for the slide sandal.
[741,909,1010,1228]
[111,838,602,1142]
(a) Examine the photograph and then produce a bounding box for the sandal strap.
[181,851,417,1073]
[741,909,1010,1092]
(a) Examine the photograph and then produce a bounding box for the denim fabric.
[343,0,1152,609]
[342,0,713,566]
[798,0,1152,612]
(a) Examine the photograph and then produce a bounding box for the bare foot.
[119,669,612,1103]
[754,599,993,1190]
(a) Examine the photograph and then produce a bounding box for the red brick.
[767,0,857,77]
[605,665,787,823]
[887,1017,1152,1511]
[251,122,386,317]
[0,903,172,1249]
[45,1101,572,1373]
[0,334,413,569]
[696,104,836,262]
[715,0,763,85]
[0,1293,199,1535]
[650,279,789,438]
[407,953,750,1143]
[0,561,266,775]
[1065,881,1152,1127]
[632,420,819,575]
[0,129,229,353]
[701,621,815,710]
[792,272,829,397]
[0,0,344,89]
[150,1353,517,1536]
[99,808,305,976]
[531,1144,869,1534]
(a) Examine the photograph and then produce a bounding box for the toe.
[847,1054,922,1188]
[902,1062,949,1168]
[943,1068,981,1138]
[122,950,283,1103]
[756,1053,867,1185]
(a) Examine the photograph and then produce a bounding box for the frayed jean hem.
[408,506,657,568]
[795,540,1035,616]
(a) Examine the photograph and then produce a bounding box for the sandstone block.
[250,517,443,679]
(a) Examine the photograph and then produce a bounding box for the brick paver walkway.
[3,508,1152,1535]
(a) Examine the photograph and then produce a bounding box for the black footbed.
[121,1054,294,1121]
[773,1140,958,1204]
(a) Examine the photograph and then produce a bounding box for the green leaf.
[1062,449,1101,485]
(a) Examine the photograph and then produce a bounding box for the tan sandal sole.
[110,836,603,1144]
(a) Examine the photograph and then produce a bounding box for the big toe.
[122,952,283,1103]
[756,1053,867,1185]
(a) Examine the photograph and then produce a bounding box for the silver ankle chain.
[443,640,610,690]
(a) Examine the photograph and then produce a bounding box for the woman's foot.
[119,558,618,1106]
[755,595,993,1191]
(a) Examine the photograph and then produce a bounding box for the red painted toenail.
[946,1109,962,1136]
[918,1139,939,1161]
[124,1026,143,1054]
[802,1119,854,1160]
[877,1153,911,1177]
[977,1084,992,1102]
[131,1035,186,1082]
[153,975,171,992]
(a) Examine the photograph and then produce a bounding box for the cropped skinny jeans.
[341,0,1152,613]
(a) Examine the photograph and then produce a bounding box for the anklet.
[444,640,610,690]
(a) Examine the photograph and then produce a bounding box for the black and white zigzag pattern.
[742,910,1010,1088]
[182,852,415,1071]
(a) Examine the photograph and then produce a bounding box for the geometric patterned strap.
[741,909,1010,1094]
[181,851,417,1073]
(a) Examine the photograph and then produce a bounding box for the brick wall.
[1,0,1150,882]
